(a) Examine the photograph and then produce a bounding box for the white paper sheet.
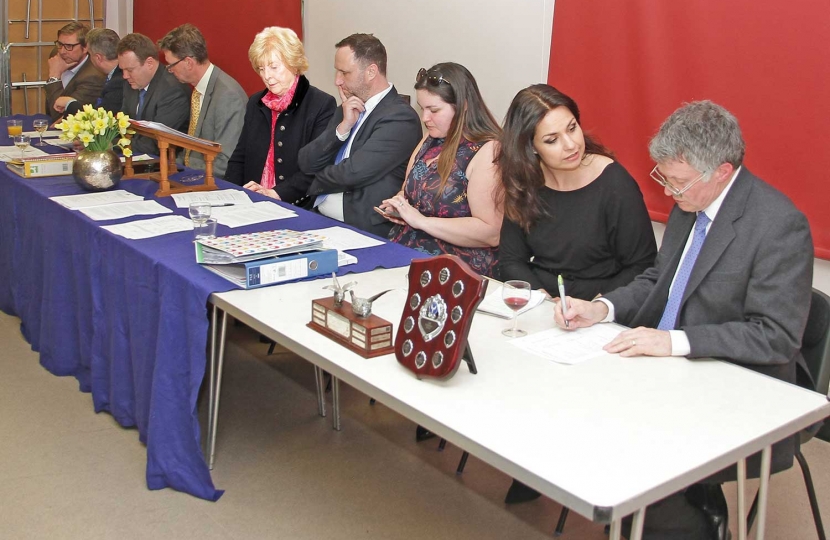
[78,200,172,221]
[101,215,193,239]
[304,226,384,251]
[477,286,547,319]
[210,201,297,227]
[22,130,62,138]
[0,146,50,162]
[46,139,74,149]
[50,190,145,209]
[510,324,624,365]
[170,189,253,208]
[119,153,154,163]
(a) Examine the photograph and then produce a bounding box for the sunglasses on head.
[417,67,451,87]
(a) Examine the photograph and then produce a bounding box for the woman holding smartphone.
[379,62,502,277]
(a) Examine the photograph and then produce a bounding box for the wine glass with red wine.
[502,280,531,337]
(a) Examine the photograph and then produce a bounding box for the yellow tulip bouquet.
[55,105,135,157]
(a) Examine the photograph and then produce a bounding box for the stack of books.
[195,230,339,289]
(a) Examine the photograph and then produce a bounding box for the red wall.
[549,0,830,258]
[133,1,303,95]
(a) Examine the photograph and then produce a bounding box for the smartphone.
[373,206,400,219]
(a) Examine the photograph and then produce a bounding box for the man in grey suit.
[158,24,247,179]
[117,33,190,156]
[557,101,813,540]
[298,33,422,238]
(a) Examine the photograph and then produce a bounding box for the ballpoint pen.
[557,274,569,328]
[210,203,235,207]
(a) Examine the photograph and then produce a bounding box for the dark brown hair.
[158,23,209,64]
[414,62,501,196]
[335,33,386,76]
[497,84,613,231]
[116,33,158,63]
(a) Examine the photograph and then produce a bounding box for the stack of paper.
[210,201,297,227]
[50,190,144,209]
[170,189,253,208]
[477,286,547,319]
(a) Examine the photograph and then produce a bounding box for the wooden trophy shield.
[395,255,488,379]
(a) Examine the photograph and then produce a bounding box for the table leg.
[314,366,326,417]
[609,519,622,540]
[205,304,218,457]
[630,508,646,540]
[754,446,772,540]
[737,458,747,540]
[332,376,341,431]
[208,308,228,469]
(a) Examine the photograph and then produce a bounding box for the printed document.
[304,226,384,251]
[78,200,172,221]
[170,189,253,208]
[0,147,50,162]
[510,324,624,365]
[101,215,193,239]
[50,190,144,209]
[211,201,297,227]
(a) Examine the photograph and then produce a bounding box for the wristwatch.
[46,77,60,84]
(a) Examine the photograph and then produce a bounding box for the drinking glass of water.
[13,135,30,159]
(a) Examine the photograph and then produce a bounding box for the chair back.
[801,288,830,441]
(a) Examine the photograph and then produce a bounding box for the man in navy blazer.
[558,101,813,540]
[299,33,422,238]
[55,28,124,117]
[117,33,190,156]
[158,24,247,179]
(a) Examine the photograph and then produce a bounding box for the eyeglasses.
[417,67,451,87]
[166,56,189,72]
[55,40,81,51]
[649,165,708,197]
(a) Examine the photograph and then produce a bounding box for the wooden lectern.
[123,120,221,197]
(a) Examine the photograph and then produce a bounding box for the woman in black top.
[497,84,656,301]
[225,27,335,205]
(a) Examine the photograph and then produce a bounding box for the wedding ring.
[632,340,636,347]
[398,201,404,207]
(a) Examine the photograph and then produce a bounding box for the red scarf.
[259,76,299,189]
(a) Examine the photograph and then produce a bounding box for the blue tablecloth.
[0,115,423,500]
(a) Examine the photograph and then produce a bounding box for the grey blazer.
[299,86,422,238]
[605,167,814,479]
[186,66,247,179]
[121,66,190,156]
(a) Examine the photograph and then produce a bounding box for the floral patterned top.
[390,136,498,277]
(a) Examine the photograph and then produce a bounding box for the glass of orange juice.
[6,119,23,137]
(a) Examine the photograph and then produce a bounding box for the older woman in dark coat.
[225,26,335,205]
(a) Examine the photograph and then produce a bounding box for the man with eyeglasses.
[44,22,106,121]
[298,33,421,237]
[554,101,813,540]
[116,33,190,156]
[158,24,246,179]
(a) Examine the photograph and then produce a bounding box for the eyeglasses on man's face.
[649,165,708,197]
[166,56,189,72]
[416,67,451,87]
[55,40,81,51]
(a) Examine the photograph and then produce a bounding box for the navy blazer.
[226,76,335,203]
[65,66,124,116]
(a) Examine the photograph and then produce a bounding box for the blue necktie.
[657,212,711,330]
[136,88,147,118]
[315,110,365,208]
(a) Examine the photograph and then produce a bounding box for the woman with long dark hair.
[379,62,503,277]
[497,84,656,301]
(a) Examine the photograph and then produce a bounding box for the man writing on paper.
[298,33,421,238]
[158,24,247,179]
[45,22,106,121]
[53,28,125,117]
[556,101,813,540]
[117,33,190,156]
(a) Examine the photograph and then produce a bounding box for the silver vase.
[72,149,122,191]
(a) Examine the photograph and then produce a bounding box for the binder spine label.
[253,259,309,286]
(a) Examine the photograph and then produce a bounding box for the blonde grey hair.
[248,27,308,74]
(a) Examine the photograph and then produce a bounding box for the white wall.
[105,0,132,35]
[303,0,554,123]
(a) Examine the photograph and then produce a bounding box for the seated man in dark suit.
[558,101,814,540]
[298,33,422,238]
[54,28,124,117]
[45,22,106,121]
[158,23,247,179]
[117,33,190,156]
